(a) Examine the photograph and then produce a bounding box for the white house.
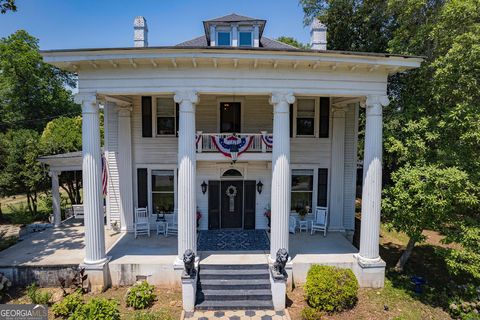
[41,14,422,311]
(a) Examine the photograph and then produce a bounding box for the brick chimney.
[310,18,327,50]
[134,16,148,47]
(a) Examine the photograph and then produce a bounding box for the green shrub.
[51,291,83,318]
[70,297,120,320]
[304,265,358,312]
[26,283,52,305]
[126,281,156,309]
[301,306,323,320]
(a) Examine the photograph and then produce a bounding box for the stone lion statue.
[183,249,196,277]
[272,248,289,277]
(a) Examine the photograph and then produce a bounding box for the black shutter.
[289,104,293,138]
[317,168,328,207]
[137,168,148,208]
[141,96,152,137]
[175,103,180,137]
[244,180,256,229]
[208,181,220,230]
[319,97,330,138]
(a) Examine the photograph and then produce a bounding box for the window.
[156,98,175,135]
[239,31,252,47]
[220,102,241,133]
[296,99,315,136]
[291,169,314,212]
[222,169,242,177]
[151,170,174,215]
[217,31,231,46]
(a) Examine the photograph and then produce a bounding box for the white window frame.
[238,30,253,47]
[216,29,232,47]
[153,96,177,138]
[147,166,177,218]
[290,168,315,213]
[293,97,319,138]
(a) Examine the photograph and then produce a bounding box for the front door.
[220,180,243,229]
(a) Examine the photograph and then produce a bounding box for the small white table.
[298,220,309,233]
[156,221,168,236]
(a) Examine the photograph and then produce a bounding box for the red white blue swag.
[261,134,273,148]
[211,134,253,162]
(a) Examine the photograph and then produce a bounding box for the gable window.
[217,31,231,46]
[296,98,316,136]
[239,31,253,47]
[291,169,314,212]
[151,170,174,214]
[156,98,176,135]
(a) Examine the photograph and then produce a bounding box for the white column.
[50,171,61,227]
[269,92,295,260]
[118,105,134,232]
[358,95,389,263]
[78,94,107,265]
[232,24,238,47]
[329,108,346,230]
[174,91,199,259]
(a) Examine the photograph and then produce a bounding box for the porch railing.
[196,132,273,153]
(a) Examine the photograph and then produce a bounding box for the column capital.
[364,95,389,107]
[117,105,133,116]
[269,92,296,106]
[174,90,199,105]
[75,93,98,114]
[49,171,61,177]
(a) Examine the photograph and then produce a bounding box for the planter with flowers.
[298,205,310,221]
[196,209,202,229]
[264,205,271,232]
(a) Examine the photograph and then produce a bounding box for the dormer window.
[217,31,231,46]
[239,31,253,47]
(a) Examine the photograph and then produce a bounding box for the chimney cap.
[134,16,148,29]
[311,18,326,31]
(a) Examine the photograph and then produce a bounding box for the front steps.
[195,264,274,310]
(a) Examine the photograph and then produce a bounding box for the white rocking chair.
[166,210,178,236]
[134,208,150,238]
[289,216,297,234]
[311,206,328,237]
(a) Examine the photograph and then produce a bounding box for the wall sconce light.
[201,181,208,194]
[256,181,263,194]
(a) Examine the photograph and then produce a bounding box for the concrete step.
[195,299,274,310]
[200,264,268,270]
[197,289,272,301]
[199,268,269,276]
[199,271,269,280]
[199,278,271,290]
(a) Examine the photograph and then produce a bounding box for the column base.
[80,257,111,293]
[352,254,386,288]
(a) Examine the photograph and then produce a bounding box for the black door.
[220,102,241,133]
[244,180,256,229]
[208,181,220,230]
[220,181,243,229]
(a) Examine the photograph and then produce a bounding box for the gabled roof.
[204,13,262,23]
[203,13,267,44]
[175,35,298,50]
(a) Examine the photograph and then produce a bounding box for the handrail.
[196,132,272,153]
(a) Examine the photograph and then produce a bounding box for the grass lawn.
[286,225,455,320]
[5,286,182,320]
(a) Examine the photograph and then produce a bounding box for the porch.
[0,222,356,287]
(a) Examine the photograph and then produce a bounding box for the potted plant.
[298,205,310,221]
[264,205,271,232]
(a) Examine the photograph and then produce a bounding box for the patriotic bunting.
[211,134,254,162]
[261,134,273,148]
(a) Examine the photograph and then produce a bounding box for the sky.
[0,0,311,50]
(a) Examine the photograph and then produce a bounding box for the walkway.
[183,310,290,320]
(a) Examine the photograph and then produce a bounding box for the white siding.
[105,103,121,225]
[343,104,358,231]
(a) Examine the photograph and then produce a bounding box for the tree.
[0,30,80,133]
[40,116,83,205]
[382,165,478,271]
[0,130,48,216]
[276,36,310,49]
[0,0,16,13]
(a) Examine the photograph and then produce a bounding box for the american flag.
[101,154,108,196]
